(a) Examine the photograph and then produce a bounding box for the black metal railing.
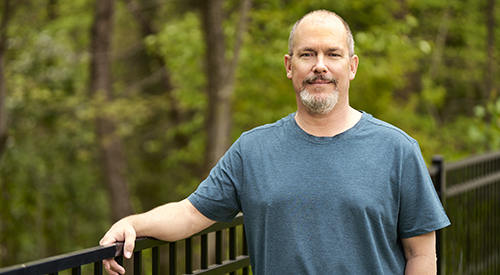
[0,215,249,275]
[430,151,500,275]
[2,151,500,275]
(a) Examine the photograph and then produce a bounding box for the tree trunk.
[485,0,496,102]
[200,0,252,175]
[0,0,11,158]
[90,0,133,222]
[200,0,230,174]
[0,1,11,266]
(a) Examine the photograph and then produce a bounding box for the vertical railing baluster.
[201,234,208,269]
[94,261,103,275]
[215,230,222,265]
[185,238,193,274]
[229,227,236,275]
[169,242,176,275]
[134,250,142,275]
[115,256,123,267]
[152,246,160,275]
[229,227,236,260]
[242,227,249,275]
[72,266,81,275]
[242,226,248,256]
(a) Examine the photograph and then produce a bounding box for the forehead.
[293,15,347,52]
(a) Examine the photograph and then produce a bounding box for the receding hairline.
[288,10,355,57]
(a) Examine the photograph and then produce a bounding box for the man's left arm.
[401,231,437,275]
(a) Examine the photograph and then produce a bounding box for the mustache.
[302,75,338,86]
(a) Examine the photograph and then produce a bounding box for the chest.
[239,145,400,224]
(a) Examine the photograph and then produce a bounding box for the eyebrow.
[297,47,342,53]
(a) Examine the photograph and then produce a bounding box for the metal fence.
[1,151,500,275]
[0,215,249,275]
[430,151,500,275]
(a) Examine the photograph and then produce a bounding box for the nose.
[313,55,327,74]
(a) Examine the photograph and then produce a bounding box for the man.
[100,10,450,275]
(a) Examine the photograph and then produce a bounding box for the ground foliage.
[0,0,499,267]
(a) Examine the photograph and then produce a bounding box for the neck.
[295,104,362,137]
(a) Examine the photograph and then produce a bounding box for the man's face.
[284,16,358,115]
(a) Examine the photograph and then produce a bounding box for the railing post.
[432,155,446,275]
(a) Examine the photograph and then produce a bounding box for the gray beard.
[299,87,339,115]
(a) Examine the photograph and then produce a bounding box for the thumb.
[123,228,136,259]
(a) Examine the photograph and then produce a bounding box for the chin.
[299,88,339,115]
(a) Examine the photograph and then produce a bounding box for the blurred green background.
[0,0,499,268]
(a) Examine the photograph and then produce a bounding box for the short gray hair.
[288,10,355,57]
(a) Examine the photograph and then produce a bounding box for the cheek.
[292,77,303,91]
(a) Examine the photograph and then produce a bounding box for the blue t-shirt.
[188,112,450,274]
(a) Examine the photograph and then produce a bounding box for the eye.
[300,52,314,58]
[327,52,341,57]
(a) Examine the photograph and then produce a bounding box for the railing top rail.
[196,214,244,237]
[445,170,500,197]
[0,245,116,275]
[444,150,500,171]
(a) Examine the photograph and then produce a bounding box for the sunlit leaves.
[469,99,500,151]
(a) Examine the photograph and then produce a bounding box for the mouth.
[309,80,332,85]
[302,75,337,86]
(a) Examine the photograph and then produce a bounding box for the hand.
[99,218,137,275]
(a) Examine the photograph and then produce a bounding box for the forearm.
[126,199,215,241]
[405,254,437,275]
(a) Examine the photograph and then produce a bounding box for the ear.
[349,54,359,81]
[284,54,293,79]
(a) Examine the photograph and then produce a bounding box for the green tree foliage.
[0,0,498,267]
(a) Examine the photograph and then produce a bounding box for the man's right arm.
[99,198,216,275]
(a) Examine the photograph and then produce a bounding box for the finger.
[123,228,136,259]
[99,235,114,246]
[100,229,121,246]
[103,258,126,275]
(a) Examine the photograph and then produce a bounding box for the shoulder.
[226,113,297,157]
[361,112,418,147]
[239,113,294,140]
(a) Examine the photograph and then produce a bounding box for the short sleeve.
[188,139,243,223]
[398,142,451,238]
